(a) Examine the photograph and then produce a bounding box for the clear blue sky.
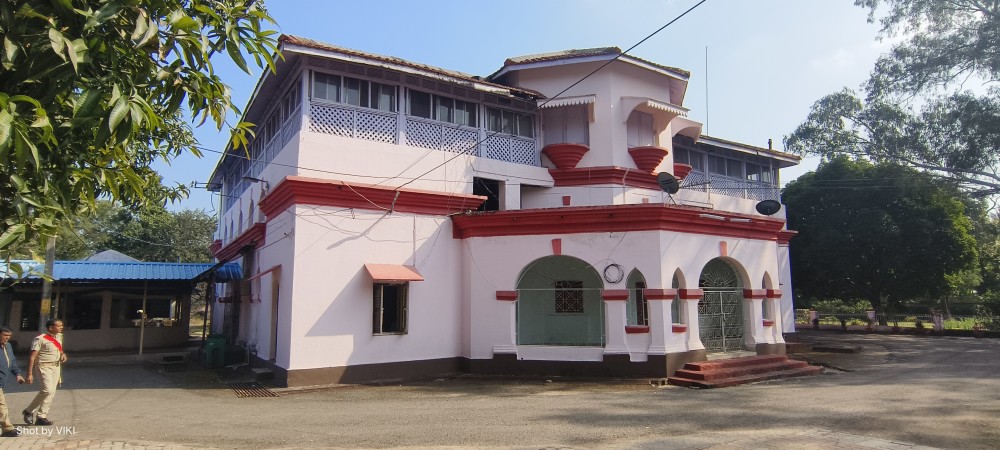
[157,0,889,213]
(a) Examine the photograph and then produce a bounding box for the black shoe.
[21,410,32,425]
[35,417,52,426]
[0,429,20,437]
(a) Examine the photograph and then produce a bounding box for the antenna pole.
[705,46,709,135]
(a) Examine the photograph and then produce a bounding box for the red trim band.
[496,291,518,301]
[763,319,775,327]
[452,203,787,240]
[549,167,660,189]
[214,223,266,262]
[643,289,678,300]
[259,176,486,217]
[678,289,704,300]
[766,289,782,299]
[625,325,650,334]
[601,289,630,301]
[672,324,688,333]
[743,289,767,299]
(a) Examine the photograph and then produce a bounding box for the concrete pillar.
[493,291,518,354]
[679,289,704,350]
[644,289,678,353]
[602,290,629,354]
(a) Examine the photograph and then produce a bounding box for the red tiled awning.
[364,264,424,282]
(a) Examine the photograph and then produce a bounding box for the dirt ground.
[2,331,997,449]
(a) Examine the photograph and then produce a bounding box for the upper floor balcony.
[307,100,538,166]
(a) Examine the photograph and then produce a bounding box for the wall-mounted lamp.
[242,176,270,191]
[698,213,726,221]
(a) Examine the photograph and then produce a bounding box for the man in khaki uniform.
[23,319,67,426]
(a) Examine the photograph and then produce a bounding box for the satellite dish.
[755,199,782,216]
[656,172,680,194]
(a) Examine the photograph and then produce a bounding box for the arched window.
[671,272,684,324]
[626,269,647,326]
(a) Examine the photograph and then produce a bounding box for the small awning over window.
[538,95,595,109]
[364,264,424,282]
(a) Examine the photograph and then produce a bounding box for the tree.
[0,1,278,256]
[10,200,217,262]
[786,1,1000,198]
[783,157,978,317]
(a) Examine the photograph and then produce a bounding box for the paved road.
[0,331,997,449]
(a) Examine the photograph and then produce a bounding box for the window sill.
[671,324,688,333]
[625,325,649,334]
[372,332,408,336]
[762,320,775,327]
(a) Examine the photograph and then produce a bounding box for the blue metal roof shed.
[1,261,243,282]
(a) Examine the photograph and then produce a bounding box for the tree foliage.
[783,157,978,314]
[12,200,216,263]
[786,1,1000,198]
[0,0,278,256]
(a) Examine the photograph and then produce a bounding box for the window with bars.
[626,110,655,147]
[486,107,534,138]
[373,283,408,334]
[542,105,589,146]
[633,281,648,326]
[313,72,397,112]
[554,280,584,313]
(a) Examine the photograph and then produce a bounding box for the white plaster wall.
[463,229,782,361]
[284,205,464,370]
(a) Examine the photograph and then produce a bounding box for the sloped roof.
[0,261,243,282]
[493,47,691,80]
[83,250,140,262]
[279,35,544,98]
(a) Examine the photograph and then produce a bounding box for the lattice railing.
[683,170,780,201]
[306,101,540,166]
[309,102,396,144]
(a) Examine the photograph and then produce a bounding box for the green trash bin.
[202,334,226,368]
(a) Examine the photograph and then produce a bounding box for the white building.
[207,36,801,387]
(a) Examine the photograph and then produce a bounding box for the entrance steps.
[667,354,822,388]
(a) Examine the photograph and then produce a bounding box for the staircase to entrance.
[667,354,821,388]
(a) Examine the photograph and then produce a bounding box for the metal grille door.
[698,258,745,353]
[699,290,744,353]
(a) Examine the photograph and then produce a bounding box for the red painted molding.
[625,325,650,334]
[542,143,589,170]
[551,238,562,256]
[762,319,775,327]
[766,289,783,299]
[628,146,669,173]
[601,289,630,301]
[214,223,266,262]
[743,289,767,299]
[452,203,787,240]
[258,176,486,217]
[672,324,688,333]
[673,163,693,181]
[777,229,798,245]
[678,289,704,300]
[495,290,518,301]
[549,166,660,189]
[643,289,678,300]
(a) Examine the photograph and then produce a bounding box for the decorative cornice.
[259,176,486,217]
[627,146,669,173]
[678,289,704,300]
[743,289,768,299]
[495,291,519,301]
[643,289,678,300]
[548,166,660,189]
[601,289,630,301]
[452,203,787,240]
[766,289,783,299]
[214,223,266,262]
[777,229,798,245]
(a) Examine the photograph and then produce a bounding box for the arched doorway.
[698,258,745,353]
[516,256,605,346]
